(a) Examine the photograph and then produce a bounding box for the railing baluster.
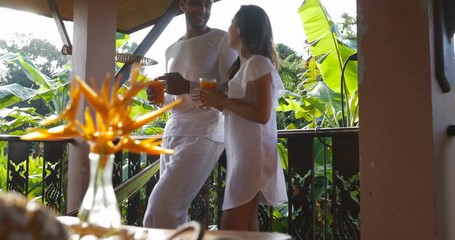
[127,152,141,225]
[286,136,315,239]
[332,134,360,240]
[6,140,30,194]
[43,141,66,213]
[113,151,123,187]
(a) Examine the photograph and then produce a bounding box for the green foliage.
[1,51,70,110]
[115,33,131,49]
[0,142,7,191]
[272,1,359,236]
[299,0,357,93]
[0,51,70,134]
[276,48,311,129]
[337,13,357,41]
[0,34,68,77]
[0,35,70,120]
[0,144,44,200]
[0,83,37,109]
[276,0,358,129]
[0,33,162,217]
[269,203,289,233]
[277,140,288,171]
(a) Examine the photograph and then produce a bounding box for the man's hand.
[155,72,190,95]
[146,86,157,103]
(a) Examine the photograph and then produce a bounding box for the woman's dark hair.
[228,5,280,79]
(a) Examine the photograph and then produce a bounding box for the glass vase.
[77,153,121,229]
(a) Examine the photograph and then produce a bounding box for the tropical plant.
[277,51,311,130]
[0,141,7,191]
[337,13,357,41]
[0,34,166,217]
[271,0,359,238]
[277,0,358,129]
[0,52,70,134]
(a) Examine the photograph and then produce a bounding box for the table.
[57,216,292,240]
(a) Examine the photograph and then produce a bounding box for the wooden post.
[67,0,117,213]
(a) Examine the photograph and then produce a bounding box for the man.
[143,0,237,228]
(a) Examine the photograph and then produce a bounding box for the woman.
[199,5,287,231]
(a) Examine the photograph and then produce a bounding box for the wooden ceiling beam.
[47,0,72,55]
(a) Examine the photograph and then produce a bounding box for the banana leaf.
[2,52,55,91]
[0,83,37,109]
[0,52,68,103]
[298,0,357,93]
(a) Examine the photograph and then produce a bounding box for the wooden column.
[67,0,117,213]
[358,0,455,239]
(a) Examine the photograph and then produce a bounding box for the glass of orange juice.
[147,80,166,107]
[199,77,217,91]
[198,77,217,109]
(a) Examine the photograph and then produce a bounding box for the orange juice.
[199,78,217,90]
[149,80,165,105]
[200,81,216,90]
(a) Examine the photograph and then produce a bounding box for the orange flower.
[21,64,181,155]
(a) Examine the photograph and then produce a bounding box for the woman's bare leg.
[221,194,259,231]
[248,202,259,231]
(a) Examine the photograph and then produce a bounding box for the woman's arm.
[202,73,273,124]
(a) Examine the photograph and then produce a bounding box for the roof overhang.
[0,0,186,34]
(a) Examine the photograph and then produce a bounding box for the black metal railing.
[279,128,360,240]
[1,128,360,239]
[161,127,360,239]
[0,135,72,213]
[0,135,160,224]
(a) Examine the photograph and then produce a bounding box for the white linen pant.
[143,136,224,228]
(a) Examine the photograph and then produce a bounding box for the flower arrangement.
[20,64,180,231]
[21,65,180,155]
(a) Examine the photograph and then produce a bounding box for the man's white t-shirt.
[163,29,237,142]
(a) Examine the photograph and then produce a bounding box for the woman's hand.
[198,89,227,110]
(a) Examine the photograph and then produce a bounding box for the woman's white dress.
[222,55,288,210]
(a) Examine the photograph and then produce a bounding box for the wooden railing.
[0,128,360,239]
